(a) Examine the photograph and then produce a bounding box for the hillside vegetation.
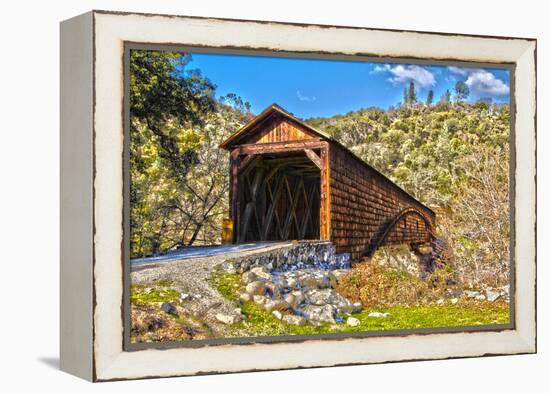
[306,102,510,287]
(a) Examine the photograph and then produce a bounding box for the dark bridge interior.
[236,151,320,243]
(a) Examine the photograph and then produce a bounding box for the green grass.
[130,283,181,305]
[211,272,510,337]
[210,271,242,301]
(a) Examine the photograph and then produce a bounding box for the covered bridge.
[220,104,437,261]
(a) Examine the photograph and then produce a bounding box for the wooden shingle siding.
[329,144,435,259]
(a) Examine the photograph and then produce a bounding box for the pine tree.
[426,90,434,106]
[407,81,417,105]
[403,86,409,107]
[440,89,452,104]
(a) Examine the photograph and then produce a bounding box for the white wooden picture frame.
[60,10,536,381]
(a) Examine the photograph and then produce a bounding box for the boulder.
[302,304,337,324]
[180,293,191,301]
[346,317,360,327]
[239,293,252,303]
[253,295,267,305]
[241,271,257,284]
[463,290,480,299]
[246,281,266,296]
[306,288,335,306]
[291,291,306,306]
[250,266,271,281]
[284,293,300,309]
[264,282,280,298]
[264,299,291,313]
[161,302,178,315]
[282,314,306,326]
[351,302,363,313]
[328,269,348,287]
[215,313,242,325]
[286,277,298,289]
[272,310,283,320]
[486,289,500,302]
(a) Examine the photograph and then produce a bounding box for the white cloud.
[447,67,509,96]
[448,66,469,76]
[372,64,436,89]
[465,70,509,96]
[296,90,316,102]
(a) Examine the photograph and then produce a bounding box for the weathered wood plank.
[304,148,322,169]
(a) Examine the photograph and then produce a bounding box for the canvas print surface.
[128,49,511,344]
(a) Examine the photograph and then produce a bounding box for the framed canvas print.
[60,10,537,381]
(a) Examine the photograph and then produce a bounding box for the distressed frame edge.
[89,11,537,381]
[59,11,95,381]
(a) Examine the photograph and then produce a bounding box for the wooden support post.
[304,148,322,169]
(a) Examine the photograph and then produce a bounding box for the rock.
[253,295,267,305]
[264,282,280,298]
[246,281,266,296]
[272,310,283,320]
[463,290,480,299]
[332,298,353,314]
[180,293,191,301]
[299,273,330,289]
[475,294,486,301]
[351,302,362,313]
[221,262,238,274]
[239,259,252,273]
[486,289,500,302]
[144,287,153,294]
[239,293,252,303]
[346,317,360,327]
[368,312,390,318]
[161,302,178,315]
[264,299,291,313]
[282,314,306,326]
[291,290,305,306]
[286,277,298,289]
[437,298,445,305]
[450,298,459,304]
[302,304,337,324]
[328,269,348,287]
[306,289,334,306]
[284,293,299,309]
[216,313,241,325]
[241,271,257,284]
[251,266,271,281]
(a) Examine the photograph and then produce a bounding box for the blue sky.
[185,52,510,119]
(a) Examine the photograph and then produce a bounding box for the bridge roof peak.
[219,103,331,150]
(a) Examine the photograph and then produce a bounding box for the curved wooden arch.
[364,207,434,257]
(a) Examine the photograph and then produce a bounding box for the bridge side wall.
[329,144,435,260]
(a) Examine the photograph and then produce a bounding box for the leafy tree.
[454,80,470,103]
[426,90,434,106]
[130,50,216,185]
